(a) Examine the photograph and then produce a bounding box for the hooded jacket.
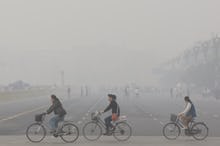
[104,100,120,116]
[47,98,66,117]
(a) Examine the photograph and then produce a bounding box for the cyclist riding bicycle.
[178,96,197,129]
[46,95,67,134]
[101,94,120,136]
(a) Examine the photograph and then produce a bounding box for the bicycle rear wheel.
[83,121,102,141]
[60,123,79,143]
[163,122,180,140]
[191,122,208,140]
[113,122,132,141]
[26,123,46,143]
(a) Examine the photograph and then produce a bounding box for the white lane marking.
[134,102,167,127]
[87,97,104,113]
[0,105,47,123]
[79,97,104,122]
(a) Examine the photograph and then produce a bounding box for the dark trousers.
[104,115,113,131]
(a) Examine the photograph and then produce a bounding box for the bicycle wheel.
[60,123,79,143]
[83,121,102,141]
[191,122,208,140]
[163,122,180,140]
[26,123,46,143]
[113,122,132,141]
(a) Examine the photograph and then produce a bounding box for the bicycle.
[163,114,208,140]
[82,111,132,141]
[26,113,79,143]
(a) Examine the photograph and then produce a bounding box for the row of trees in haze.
[155,35,220,98]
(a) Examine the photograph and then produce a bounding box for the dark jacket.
[47,99,66,117]
[104,100,120,116]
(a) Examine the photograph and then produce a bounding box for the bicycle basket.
[91,112,98,120]
[35,114,44,122]
[170,114,177,122]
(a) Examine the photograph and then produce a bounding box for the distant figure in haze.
[85,86,89,96]
[46,95,67,133]
[135,88,139,97]
[67,87,71,98]
[81,86,84,96]
[170,88,173,98]
[101,94,120,136]
[125,86,129,96]
[178,96,197,129]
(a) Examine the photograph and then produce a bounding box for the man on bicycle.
[101,94,120,136]
[46,95,67,134]
[178,96,197,129]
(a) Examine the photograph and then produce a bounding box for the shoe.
[185,129,192,136]
[53,133,59,138]
[103,132,112,136]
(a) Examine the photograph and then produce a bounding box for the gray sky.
[0,0,220,86]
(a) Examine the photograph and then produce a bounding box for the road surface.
[0,136,220,146]
[0,88,220,138]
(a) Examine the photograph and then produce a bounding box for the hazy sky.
[0,0,220,86]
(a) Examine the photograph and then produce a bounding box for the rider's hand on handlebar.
[99,110,104,114]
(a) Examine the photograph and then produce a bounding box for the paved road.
[0,89,220,137]
[0,136,220,146]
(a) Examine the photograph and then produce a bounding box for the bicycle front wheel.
[163,122,180,140]
[113,122,132,141]
[60,123,79,143]
[26,123,46,143]
[83,121,102,141]
[191,122,208,140]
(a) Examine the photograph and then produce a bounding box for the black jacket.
[104,100,120,116]
[47,99,66,117]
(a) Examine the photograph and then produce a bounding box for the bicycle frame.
[174,117,195,130]
[92,116,107,131]
[163,114,208,141]
[91,113,127,133]
[35,116,51,133]
[35,115,66,133]
[175,118,186,129]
